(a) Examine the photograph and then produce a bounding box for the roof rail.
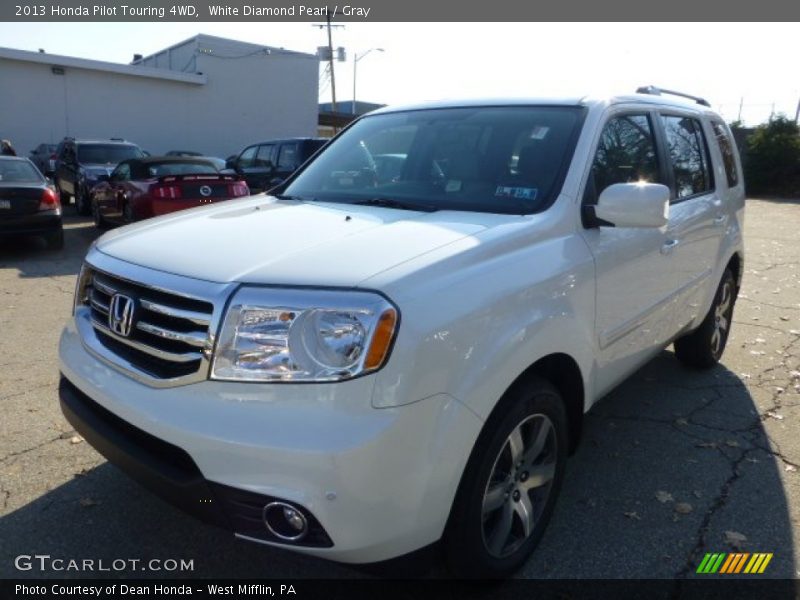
[635,85,711,108]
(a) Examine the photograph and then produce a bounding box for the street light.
[352,48,384,114]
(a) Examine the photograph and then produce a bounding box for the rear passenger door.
[655,112,724,336]
[274,142,300,185]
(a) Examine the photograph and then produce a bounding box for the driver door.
[580,109,678,396]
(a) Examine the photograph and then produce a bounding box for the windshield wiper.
[351,197,438,212]
[273,194,310,201]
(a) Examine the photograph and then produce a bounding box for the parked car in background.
[227,137,327,193]
[0,156,63,249]
[88,156,249,228]
[29,143,58,176]
[55,138,145,215]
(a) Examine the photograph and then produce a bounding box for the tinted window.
[144,161,219,177]
[277,143,300,170]
[111,163,130,181]
[0,159,44,183]
[256,145,274,168]
[284,106,584,215]
[238,146,258,168]
[711,121,738,188]
[589,114,659,199]
[661,116,712,199]
[78,144,143,164]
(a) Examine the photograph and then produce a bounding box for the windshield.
[284,106,584,214]
[0,159,45,183]
[78,144,143,164]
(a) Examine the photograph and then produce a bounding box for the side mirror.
[593,183,669,228]
[225,159,236,170]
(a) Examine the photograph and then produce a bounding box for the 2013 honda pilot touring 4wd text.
[59,88,745,577]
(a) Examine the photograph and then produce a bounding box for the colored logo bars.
[696,552,773,574]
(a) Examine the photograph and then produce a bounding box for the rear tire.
[75,187,90,216]
[674,268,736,369]
[122,201,134,224]
[444,377,567,578]
[91,197,108,230]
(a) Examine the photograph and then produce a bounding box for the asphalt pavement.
[1,199,798,579]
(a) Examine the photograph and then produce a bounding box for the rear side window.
[661,116,712,199]
[277,143,300,170]
[589,114,659,200]
[711,121,738,188]
[256,145,275,168]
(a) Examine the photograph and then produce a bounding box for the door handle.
[713,215,727,225]
[661,239,680,255]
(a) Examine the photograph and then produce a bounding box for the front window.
[78,144,143,164]
[283,106,584,214]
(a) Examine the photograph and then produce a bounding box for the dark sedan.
[89,157,249,228]
[0,157,63,249]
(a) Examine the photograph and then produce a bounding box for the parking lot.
[1,198,798,579]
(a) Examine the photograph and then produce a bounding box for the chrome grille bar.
[90,317,202,363]
[139,298,211,326]
[136,321,207,348]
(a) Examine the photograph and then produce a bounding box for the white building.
[0,34,319,158]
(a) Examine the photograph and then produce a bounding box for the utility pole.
[794,96,799,124]
[737,97,743,122]
[314,13,344,112]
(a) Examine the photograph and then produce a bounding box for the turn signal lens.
[364,308,397,370]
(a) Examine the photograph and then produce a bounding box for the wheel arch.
[726,251,743,291]
[503,353,585,455]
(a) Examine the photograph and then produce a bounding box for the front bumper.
[59,319,483,563]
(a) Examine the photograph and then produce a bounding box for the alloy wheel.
[711,280,732,358]
[481,414,557,558]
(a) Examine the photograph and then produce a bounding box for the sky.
[1,22,798,126]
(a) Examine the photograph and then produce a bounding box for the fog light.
[263,501,308,541]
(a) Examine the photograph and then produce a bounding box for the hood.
[95,196,492,287]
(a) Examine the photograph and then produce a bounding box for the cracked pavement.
[1,200,798,579]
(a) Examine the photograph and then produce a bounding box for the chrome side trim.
[599,268,712,350]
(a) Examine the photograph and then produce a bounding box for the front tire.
[444,377,567,578]
[674,268,736,369]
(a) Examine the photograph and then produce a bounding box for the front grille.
[83,268,214,381]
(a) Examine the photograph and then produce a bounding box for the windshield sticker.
[529,126,550,140]
[445,180,462,193]
[495,186,538,200]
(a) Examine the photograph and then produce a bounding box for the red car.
[89,157,249,228]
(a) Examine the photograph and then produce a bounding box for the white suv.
[59,88,745,577]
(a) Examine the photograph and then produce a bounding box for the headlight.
[211,287,398,382]
[73,263,92,315]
